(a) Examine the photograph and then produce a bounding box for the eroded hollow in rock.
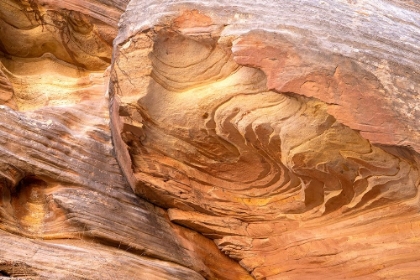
[0,1,112,69]
[0,0,116,111]
[111,24,420,222]
[0,260,37,278]
[0,175,75,238]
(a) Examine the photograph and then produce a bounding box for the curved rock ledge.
[0,1,251,279]
[109,2,420,279]
[0,0,419,279]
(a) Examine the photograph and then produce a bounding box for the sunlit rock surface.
[0,1,251,279]
[1,0,420,279]
[110,1,420,279]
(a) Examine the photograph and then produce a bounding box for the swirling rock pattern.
[110,2,420,279]
[0,0,419,279]
[0,0,128,70]
[0,1,251,279]
[0,83,250,279]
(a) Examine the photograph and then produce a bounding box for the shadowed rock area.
[1,0,420,279]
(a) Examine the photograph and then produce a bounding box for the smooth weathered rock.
[116,0,420,152]
[0,1,252,279]
[1,0,419,279]
[0,230,205,280]
[0,0,128,70]
[109,1,420,279]
[0,98,251,279]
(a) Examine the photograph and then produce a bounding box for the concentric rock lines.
[111,17,419,220]
[110,4,420,279]
[0,1,251,279]
[0,0,419,279]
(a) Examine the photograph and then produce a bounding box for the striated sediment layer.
[0,1,251,279]
[110,2,420,279]
[1,0,420,279]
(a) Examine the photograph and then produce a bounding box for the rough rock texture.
[0,1,251,279]
[1,0,420,279]
[110,1,420,279]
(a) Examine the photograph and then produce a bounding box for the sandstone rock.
[0,1,251,279]
[109,1,420,279]
[0,97,250,279]
[1,0,419,279]
[116,0,420,152]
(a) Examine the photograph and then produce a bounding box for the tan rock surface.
[110,1,420,279]
[0,80,250,279]
[0,0,419,279]
[116,0,420,152]
[0,1,251,279]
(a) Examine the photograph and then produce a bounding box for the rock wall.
[1,0,419,279]
[0,1,251,279]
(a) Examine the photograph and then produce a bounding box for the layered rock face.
[110,1,420,279]
[1,0,420,279]
[0,1,250,279]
